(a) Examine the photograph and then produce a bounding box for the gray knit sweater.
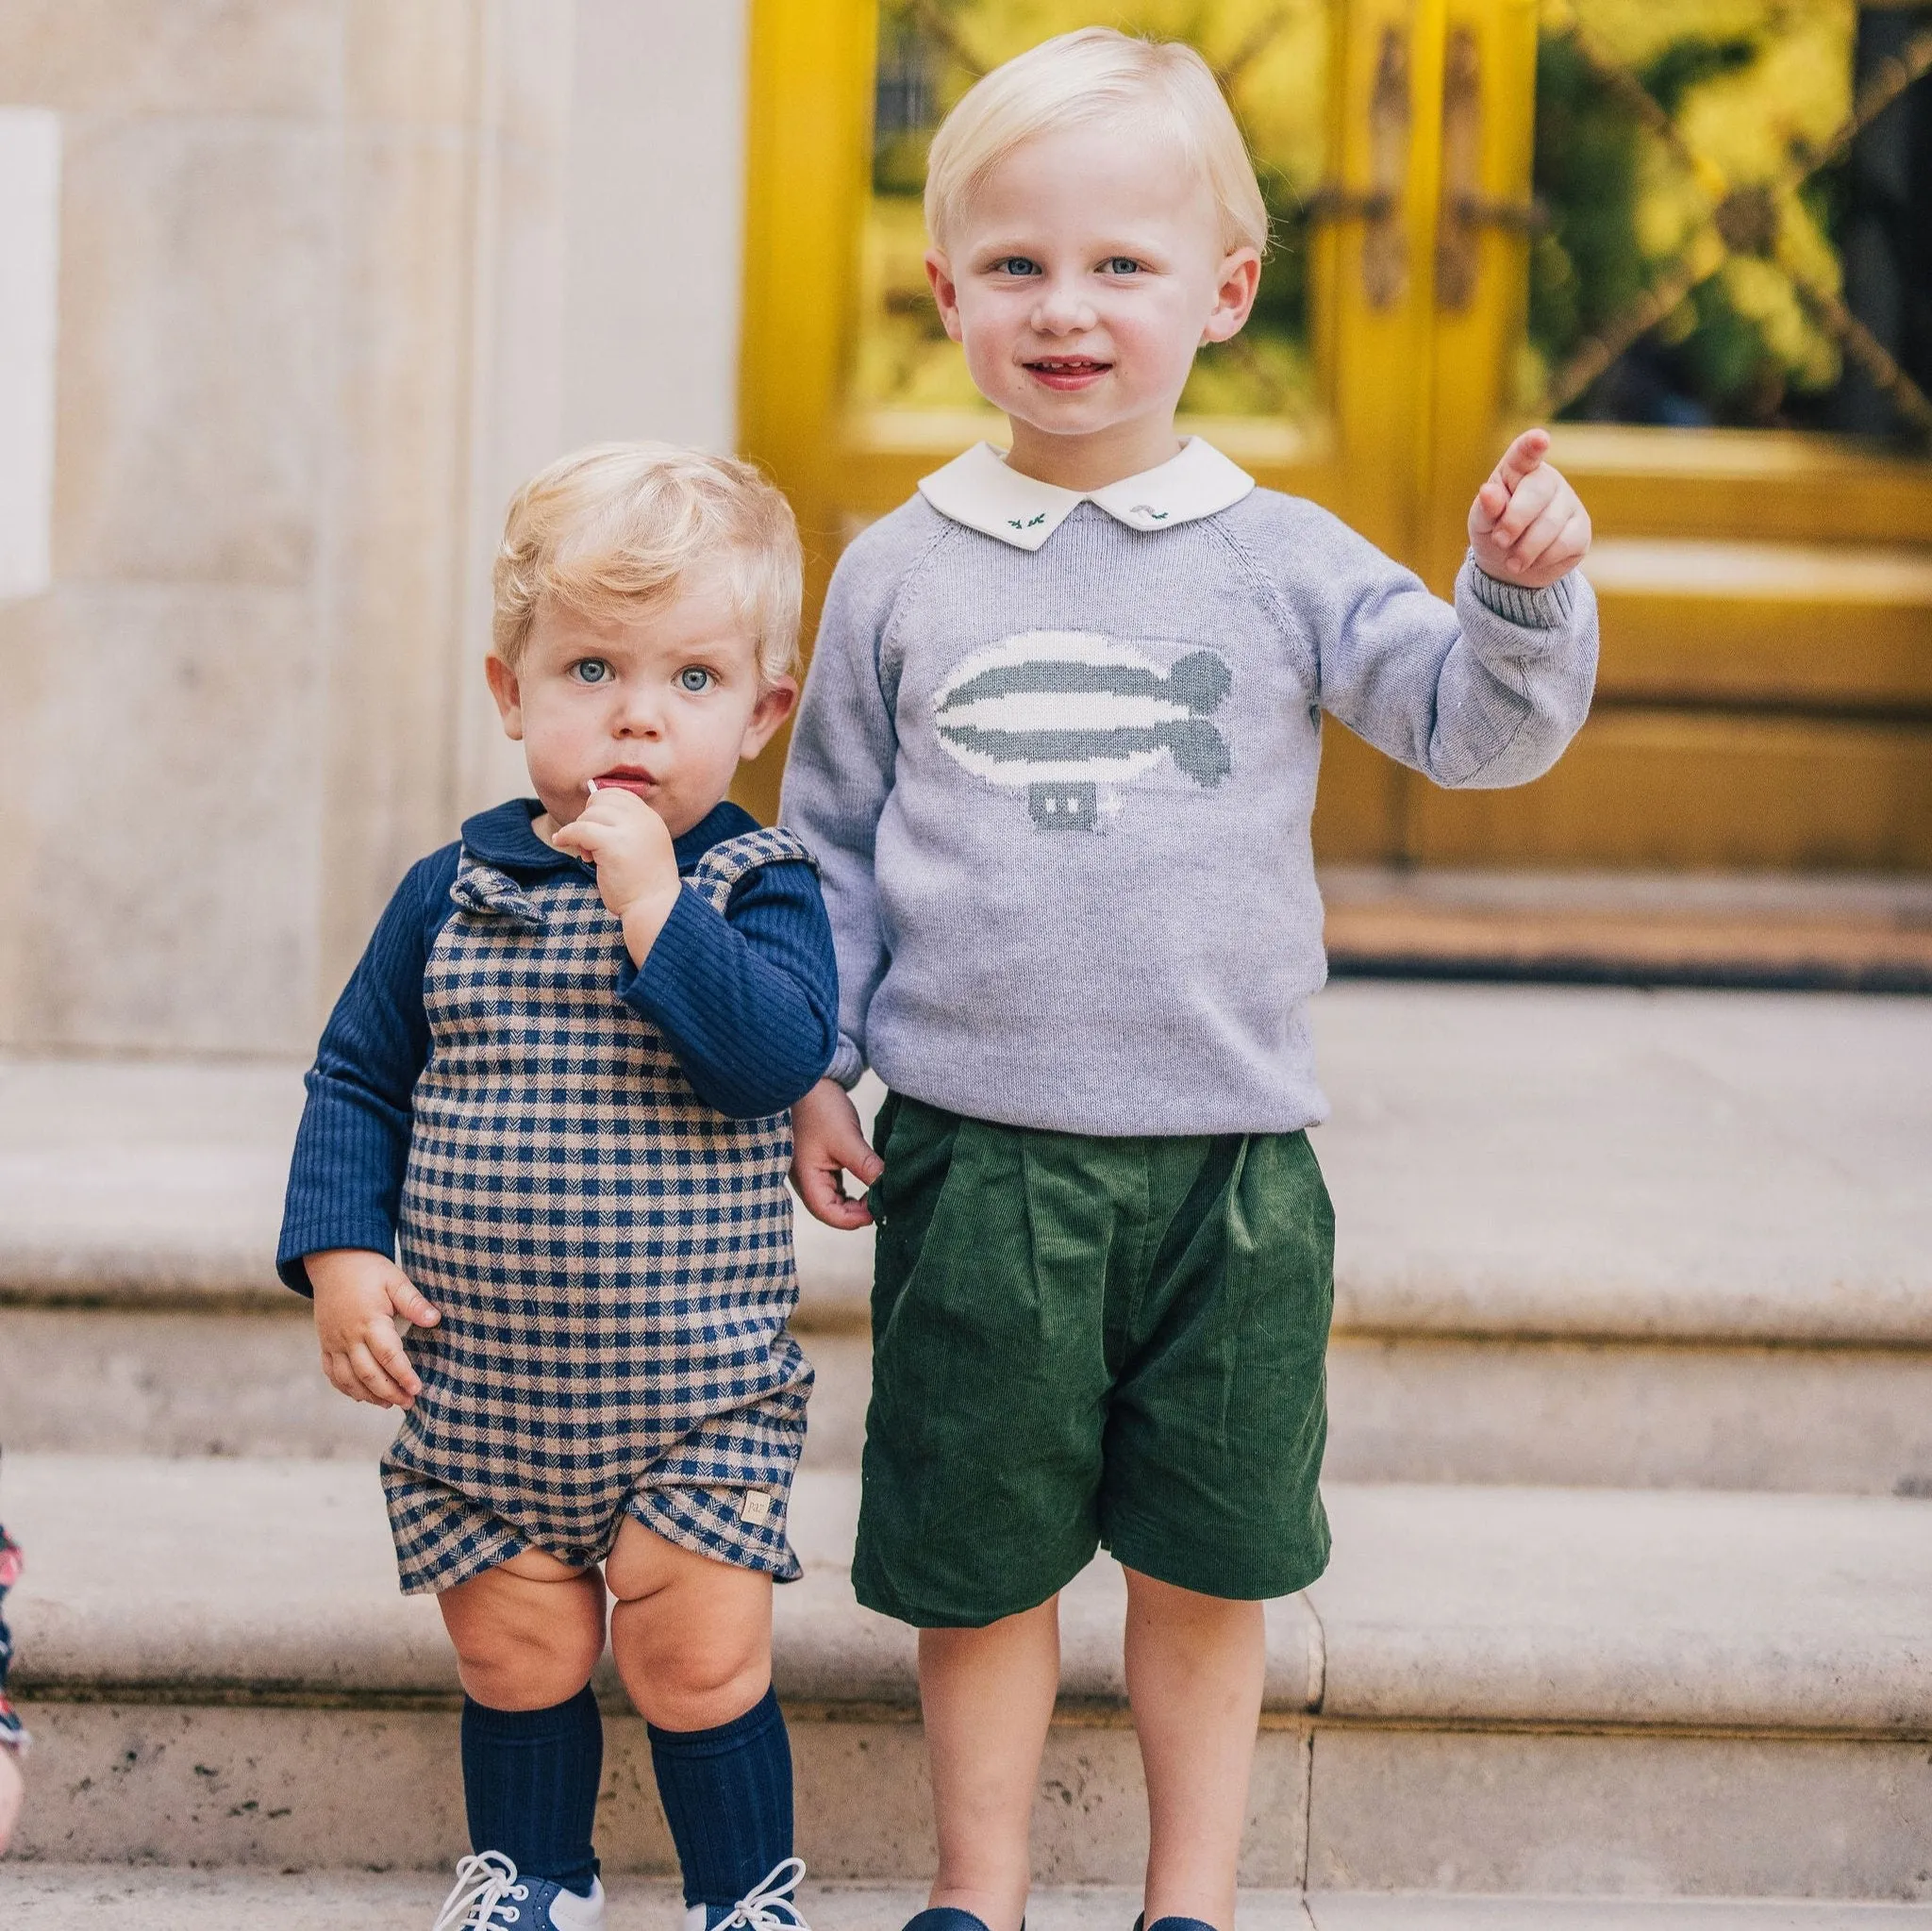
[780,451,1598,1136]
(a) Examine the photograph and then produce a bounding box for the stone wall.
[0,0,749,1057]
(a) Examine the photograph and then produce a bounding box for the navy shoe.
[431,1852,605,1929]
[693,1856,814,1931]
[902,1913,996,1931]
[1136,1917,1220,1931]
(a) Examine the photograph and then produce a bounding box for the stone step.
[0,1051,870,1316]
[9,1298,1932,1499]
[6,985,1929,1490]
[0,1307,875,1468]
[1321,867,1932,995]
[5,1455,1931,1898]
[8,988,1925,1336]
[3,1871,1926,1931]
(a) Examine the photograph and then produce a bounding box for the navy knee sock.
[648,1685,794,1923]
[460,1685,603,1896]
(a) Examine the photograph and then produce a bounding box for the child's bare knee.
[1124,1566,1258,1622]
[455,1617,605,1710]
[439,1567,605,1709]
[609,1594,769,1730]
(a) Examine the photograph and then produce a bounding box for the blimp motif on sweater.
[931,631,1233,831]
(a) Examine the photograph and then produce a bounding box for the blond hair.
[491,443,803,683]
[924,27,1269,258]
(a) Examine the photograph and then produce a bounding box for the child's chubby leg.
[1123,1570,1266,1931]
[438,1544,608,1709]
[917,1596,1061,1931]
[604,1514,773,1729]
[436,1548,608,1918]
[605,1514,798,1930]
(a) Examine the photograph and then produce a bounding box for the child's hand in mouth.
[552,781,682,962]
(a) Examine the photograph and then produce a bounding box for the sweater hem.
[869,1059,1330,1139]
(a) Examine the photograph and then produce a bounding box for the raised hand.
[308,1247,441,1408]
[791,1078,883,1229]
[1469,428,1591,590]
[551,782,682,963]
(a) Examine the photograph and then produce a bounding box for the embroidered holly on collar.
[1008,511,1048,530]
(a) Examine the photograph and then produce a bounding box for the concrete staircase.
[2,983,1930,1925]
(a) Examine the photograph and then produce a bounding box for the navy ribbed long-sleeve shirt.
[276,798,837,1294]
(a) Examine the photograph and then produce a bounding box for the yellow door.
[737,0,1932,871]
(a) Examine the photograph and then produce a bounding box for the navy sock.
[460,1685,603,1896]
[648,1684,793,1922]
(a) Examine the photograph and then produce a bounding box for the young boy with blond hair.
[280,445,837,1930]
[783,28,1596,1931]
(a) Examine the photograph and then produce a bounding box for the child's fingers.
[1491,426,1551,492]
[1515,511,1591,586]
[811,1190,875,1230]
[1551,508,1591,569]
[365,1321,423,1401]
[1471,431,1553,540]
[1500,496,1573,575]
[791,1157,874,1228]
[572,789,650,833]
[322,1349,374,1406]
[788,1079,877,1226]
[594,784,654,819]
[556,807,656,866]
[824,1118,884,1185]
[346,1338,411,1407]
[389,1274,441,1326]
[1486,464,1559,548]
[1469,477,1510,537]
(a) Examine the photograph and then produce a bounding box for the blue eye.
[678,666,712,692]
[1103,257,1141,275]
[995,257,1042,276]
[571,658,612,685]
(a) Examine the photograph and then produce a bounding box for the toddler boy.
[783,29,1597,1931]
[280,445,836,1931]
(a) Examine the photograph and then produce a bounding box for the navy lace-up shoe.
[431,1852,606,1930]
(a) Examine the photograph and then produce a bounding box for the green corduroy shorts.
[852,1092,1335,1628]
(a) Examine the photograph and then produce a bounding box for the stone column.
[0,1,577,1055]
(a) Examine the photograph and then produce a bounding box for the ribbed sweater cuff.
[275,1216,396,1295]
[1466,552,1577,628]
[827,1038,866,1089]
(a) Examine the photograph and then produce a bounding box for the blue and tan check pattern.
[381,828,816,1595]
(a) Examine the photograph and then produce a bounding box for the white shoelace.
[432,1850,532,1930]
[713,1857,811,1931]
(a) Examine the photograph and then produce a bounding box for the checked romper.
[381,826,816,1596]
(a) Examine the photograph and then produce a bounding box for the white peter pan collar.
[917,436,1255,553]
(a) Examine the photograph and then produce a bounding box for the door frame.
[735,0,1932,847]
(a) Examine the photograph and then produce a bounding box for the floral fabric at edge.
[0,1525,25,1754]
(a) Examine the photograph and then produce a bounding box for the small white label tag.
[740,1490,773,1526]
